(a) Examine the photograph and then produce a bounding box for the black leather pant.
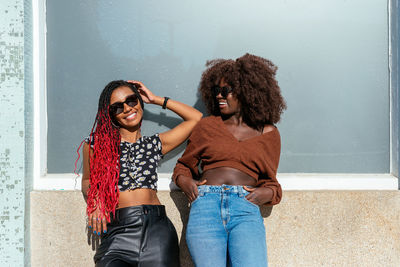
[94,205,180,267]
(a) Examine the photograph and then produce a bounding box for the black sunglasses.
[109,94,139,115]
[213,86,233,98]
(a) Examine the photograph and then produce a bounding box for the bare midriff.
[117,188,161,209]
[201,167,257,187]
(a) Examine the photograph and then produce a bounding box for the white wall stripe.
[34,173,398,191]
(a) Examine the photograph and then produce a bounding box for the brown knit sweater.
[173,115,282,206]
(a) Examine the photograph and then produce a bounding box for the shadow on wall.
[147,96,207,168]
[87,227,100,252]
[169,191,193,267]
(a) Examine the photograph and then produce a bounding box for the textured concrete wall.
[31,191,400,267]
[0,0,25,266]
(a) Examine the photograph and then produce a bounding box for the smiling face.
[215,78,240,116]
[110,86,143,129]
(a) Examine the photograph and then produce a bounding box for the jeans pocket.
[190,194,203,205]
[242,196,260,208]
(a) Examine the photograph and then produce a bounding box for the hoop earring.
[110,118,120,129]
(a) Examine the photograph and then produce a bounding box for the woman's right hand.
[176,175,207,203]
[88,207,108,236]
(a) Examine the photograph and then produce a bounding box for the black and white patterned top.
[85,134,163,191]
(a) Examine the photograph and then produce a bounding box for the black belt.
[112,205,166,222]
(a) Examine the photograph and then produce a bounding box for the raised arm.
[158,98,203,154]
[128,80,203,155]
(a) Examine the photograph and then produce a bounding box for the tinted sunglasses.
[213,86,233,98]
[109,94,139,115]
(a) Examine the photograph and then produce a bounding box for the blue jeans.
[186,185,268,267]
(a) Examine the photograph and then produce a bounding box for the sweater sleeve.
[256,128,282,206]
[172,124,204,183]
[256,177,282,206]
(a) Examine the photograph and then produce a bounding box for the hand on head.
[127,80,157,104]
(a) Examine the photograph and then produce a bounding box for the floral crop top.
[85,134,163,191]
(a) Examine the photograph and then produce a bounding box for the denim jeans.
[186,185,268,267]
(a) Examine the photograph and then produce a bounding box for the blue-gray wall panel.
[47,0,390,173]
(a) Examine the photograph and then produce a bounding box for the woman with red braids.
[81,80,202,267]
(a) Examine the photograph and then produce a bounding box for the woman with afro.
[173,53,286,267]
[80,80,202,266]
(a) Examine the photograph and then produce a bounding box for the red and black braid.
[86,108,121,221]
[83,80,143,221]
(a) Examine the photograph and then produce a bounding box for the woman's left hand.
[127,80,160,104]
[243,186,274,205]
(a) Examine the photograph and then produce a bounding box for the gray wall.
[47,0,389,173]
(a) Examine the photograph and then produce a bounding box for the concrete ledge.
[31,191,400,267]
